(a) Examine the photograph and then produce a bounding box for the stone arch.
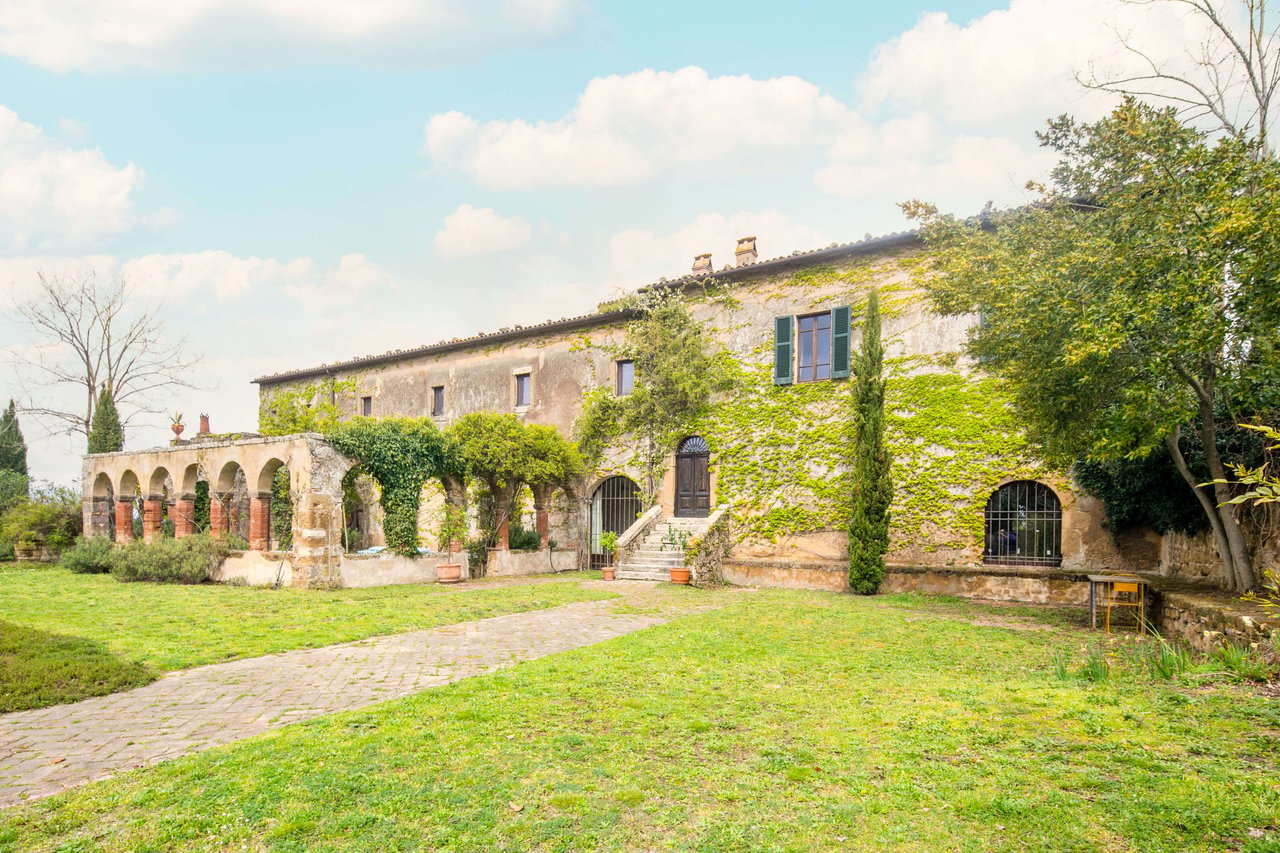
[982,480,1063,567]
[339,464,384,551]
[215,460,242,494]
[251,458,291,551]
[118,469,140,499]
[210,461,249,541]
[114,470,140,543]
[170,463,202,539]
[141,466,174,542]
[589,475,642,569]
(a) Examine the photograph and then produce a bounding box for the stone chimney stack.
[692,253,713,276]
[198,413,210,435]
[735,236,757,267]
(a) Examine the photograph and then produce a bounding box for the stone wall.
[485,547,579,577]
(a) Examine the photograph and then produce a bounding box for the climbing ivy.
[324,417,454,557]
[260,376,361,437]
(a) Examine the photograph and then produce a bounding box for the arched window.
[983,481,1062,566]
[678,436,710,454]
[590,476,642,569]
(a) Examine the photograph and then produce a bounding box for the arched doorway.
[590,476,642,569]
[675,436,711,518]
[983,480,1062,566]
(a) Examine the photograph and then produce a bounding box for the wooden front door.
[675,437,710,518]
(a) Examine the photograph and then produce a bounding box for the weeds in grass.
[1076,648,1112,682]
[1055,635,1278,687]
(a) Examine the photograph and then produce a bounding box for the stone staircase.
[615,516,713,582]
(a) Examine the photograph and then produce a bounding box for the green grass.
[0,620,154,712]
[3,589,1277,851]
[0,568,614,672]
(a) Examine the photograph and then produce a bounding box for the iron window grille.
[589,476,642,569]
[983,481,1062,567]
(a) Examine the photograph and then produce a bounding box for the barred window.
[983,481,1062,567]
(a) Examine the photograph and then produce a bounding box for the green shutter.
[773,316,793,385]
[831,304,851,379]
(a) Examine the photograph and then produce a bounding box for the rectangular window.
[360,396,372,416]
[796,313,832,382]
[616,360,634,396]
[515,373,531,408]
[431,386,444,417]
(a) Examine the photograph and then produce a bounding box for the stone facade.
[253,233,1143,590]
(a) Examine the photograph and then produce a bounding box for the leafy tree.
[0,470,29,513]
[86,386,123,454]
[906,99,1280,590]
[575,288,733,502]
[0,401,27,476]
[447,412,531,547]
[847,291,893,594]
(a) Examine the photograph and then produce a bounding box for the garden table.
[1087,574,1148,633]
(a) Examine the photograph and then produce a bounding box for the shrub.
[109,534,229,584]
[507,522,542,551]
[60,536,114,574]
[0,470,28,513]
[0,484,81,557]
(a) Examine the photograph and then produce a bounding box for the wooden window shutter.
[773,316,794,385]
[831,304,852,379]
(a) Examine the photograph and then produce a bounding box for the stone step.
[615,568,670,582]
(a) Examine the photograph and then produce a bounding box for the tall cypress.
[848,291,893,594]
[87,386,124,454]
[0,400,27,476]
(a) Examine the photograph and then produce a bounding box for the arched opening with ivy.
[982,480,1062,567]
[340,465,383,552]
[255,458,292,551]
[90,472,114,540]
[590,475,642,569]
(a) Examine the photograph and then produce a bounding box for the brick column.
[173,495,196,538]
[142,497,164,542]
[209,496,229,537]
[249,492,271,551]
[495,517,509,550]
[532,484,553,549]
[114,499,134,544]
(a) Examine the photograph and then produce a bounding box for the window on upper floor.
[360,396,372,416]
[431,386,444,417]
[616,359,634,396]
[515,373,531,408]
[772,305,851,386]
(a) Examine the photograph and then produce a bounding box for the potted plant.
[600,530,618,580]
[436,504,466,584]
[170,411,185,441]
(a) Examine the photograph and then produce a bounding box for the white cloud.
[435,204,534,258]
[608,211,828,289]
[0,0,585,72]
[424,66,854,189]
[858,0,1213,129]
[0,106,145,251]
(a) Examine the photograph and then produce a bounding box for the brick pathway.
[0,581,721,808]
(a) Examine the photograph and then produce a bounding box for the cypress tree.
[848,290,893,594]
[87,386,124,454]
[0,400,27,476]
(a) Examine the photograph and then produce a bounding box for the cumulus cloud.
[435,204,534,258]
[0,0,585,72]
[0,106,147,251]
[858,0,1212,128]
[424,66,854,189]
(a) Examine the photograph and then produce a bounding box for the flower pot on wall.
[670,567,691,585]
[436,563,462,584]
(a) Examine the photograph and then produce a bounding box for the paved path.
[0,581,721,808]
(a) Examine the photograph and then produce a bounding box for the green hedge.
[108,535,229,584]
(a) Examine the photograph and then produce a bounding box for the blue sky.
[0,0,1208,484]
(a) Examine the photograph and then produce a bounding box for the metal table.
[1087,574,1148,632]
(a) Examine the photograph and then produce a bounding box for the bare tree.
[1082,0,1280,155]
[10,271,201,444]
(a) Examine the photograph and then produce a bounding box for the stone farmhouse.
[85,229,1225,598]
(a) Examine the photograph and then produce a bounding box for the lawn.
[0,567,615,672]
[2,588,1276,851]
[0,620,153,712]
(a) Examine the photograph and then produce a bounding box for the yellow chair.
[1104,581,1146,634]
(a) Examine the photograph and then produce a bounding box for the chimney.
[198,413,210,435]
[691,253,713,276]
[735,236,758,267]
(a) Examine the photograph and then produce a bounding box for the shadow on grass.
[0,620,155,713]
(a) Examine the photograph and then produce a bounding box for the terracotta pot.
[436,562,462,584]
[602,566,615,581]
[669,567,691,585]
[171,422,184,439]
